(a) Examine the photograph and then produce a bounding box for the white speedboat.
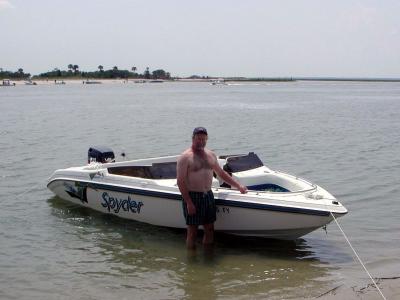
[83,79,102,84]
[0,79,16,86]
[47,147,347,240]
[211,78,227,85]
[24,79,37,85]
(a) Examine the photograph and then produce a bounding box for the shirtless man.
[177,127,247,249]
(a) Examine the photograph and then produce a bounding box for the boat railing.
[213,184,317,196]
[274,169,317,188]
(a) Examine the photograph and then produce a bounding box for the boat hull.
[48,179,344,240]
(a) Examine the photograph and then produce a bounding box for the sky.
[1,0,400,78]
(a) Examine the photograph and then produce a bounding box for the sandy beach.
[3,78,175,86]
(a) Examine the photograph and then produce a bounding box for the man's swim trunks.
[182,190,216,225]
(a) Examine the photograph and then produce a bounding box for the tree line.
[0,65,171,80]
[0,68,31,79]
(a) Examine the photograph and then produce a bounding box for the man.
[177,127,247,249]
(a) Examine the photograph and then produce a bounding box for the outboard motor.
[88,146,115,164]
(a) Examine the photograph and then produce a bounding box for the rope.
[330,212,387,300]
[15,183,42,199]
[11,176,49,199]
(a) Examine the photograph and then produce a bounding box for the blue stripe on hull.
[48,179,333,217]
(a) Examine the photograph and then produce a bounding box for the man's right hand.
[187,201,196,216]
[239,185,248,194]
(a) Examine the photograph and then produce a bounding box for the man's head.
[192,127,208,152]
[192,127,207,137]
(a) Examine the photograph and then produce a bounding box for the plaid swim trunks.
[182,190,216,225]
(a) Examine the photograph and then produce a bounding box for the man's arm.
[177,154,196,215]
[210,153,247,194]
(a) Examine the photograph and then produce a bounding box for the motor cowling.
[88,146,115,164]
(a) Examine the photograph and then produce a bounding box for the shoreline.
[3,77,400,86]
[1,78,170,86]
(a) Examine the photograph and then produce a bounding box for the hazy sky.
[1,0,399,77]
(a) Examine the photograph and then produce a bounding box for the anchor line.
[330,212,387,300]
[15,182,42,199]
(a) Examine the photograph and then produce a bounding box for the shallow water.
[1,81,399,299]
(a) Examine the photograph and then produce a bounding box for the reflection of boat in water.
[0,79,16,86]
[83,79,102,84]
[54,80,65,85]
[47,147,347,240]
[48,193,337,299]
[211,78,227,85]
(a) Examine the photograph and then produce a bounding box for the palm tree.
[144,67,150,79]
[131,66,137,72]
[113,66,118,71]
[98,65,104,72]
[73,65,79,74]
[17,68,24,79]
[68,64,73,72]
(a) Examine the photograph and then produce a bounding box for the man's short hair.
[193,127,208,136]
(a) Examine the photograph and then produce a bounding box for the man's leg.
[186,225,198,249]
[202,223,214,245]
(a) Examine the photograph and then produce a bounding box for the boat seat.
[212,177,220,188]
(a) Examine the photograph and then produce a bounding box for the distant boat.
[54,80,66,85]
[83,79,102,84]
[211,78,227,85]
[149,80,164,83]
[0,79,16,86]
[24,79,37,85]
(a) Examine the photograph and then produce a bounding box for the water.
[1,81,399,299]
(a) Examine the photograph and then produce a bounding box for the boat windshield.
[108,162,177,179]
[108,152,264,179]
[223,152,264,173]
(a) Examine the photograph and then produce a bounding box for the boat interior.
[104,152,314,193]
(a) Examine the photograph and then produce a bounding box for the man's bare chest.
[188,155,212,173]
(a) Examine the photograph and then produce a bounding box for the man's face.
[192,133,208,151]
